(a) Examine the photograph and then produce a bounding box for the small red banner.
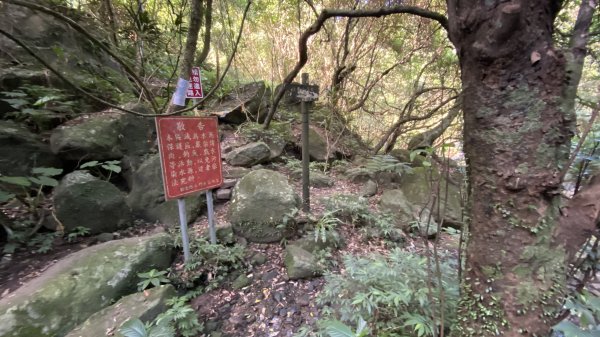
[186,67,204,98]
[156,116,223,200]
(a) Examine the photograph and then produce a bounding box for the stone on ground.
[291,231,344,253]
[399,167,463,227]
[53,175,131,234]
[65,285,176,337]
[290,169,333,187]
[306,127,330,162]
[360,180,378,197]
[0,120,61,176]
[50,111,154,161]
[284,245,321,280]
[228,169,300,243]
[209,82,270,124]
[224,141,271,167]
[127,154,204,225]
[0,233,173,337]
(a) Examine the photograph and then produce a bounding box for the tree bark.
[446,1,596,336]
[168,0,204,113]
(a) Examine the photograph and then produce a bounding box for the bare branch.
[262,4,449,128]
[0,27,152,116]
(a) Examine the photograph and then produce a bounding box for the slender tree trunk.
[446,1,596,336]
[168,0,204,113]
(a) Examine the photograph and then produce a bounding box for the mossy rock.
[65,285,176,337]
[228,169,300,243]
[224,141,271,167]
[0,120,62,177]
[126,154,205,225]
[0,233,174,337]
[284,245,321,280]
[53,178,131,234]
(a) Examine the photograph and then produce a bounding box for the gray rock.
[224,142,271,167]
[0,120,61,177]
[223,167,251,179]
[344,167,374,183]
[231,274,251,290]
[53,170,97,196]
[0,233,173,337]
[284,245,321,280]
[228,169,300,243]
[290,169,333,187]
[126,154,205,225]
[360,180,378,197]
[95,232,115,243]
[203,222,234,244]
[399,167,463,227]
[209,82,270,124]
[65,285,176,337]
[307,127,330,162]
[251,252,267,265]
[291,231,344,253]
[53,178,131,234]
[221,179,237,189]
[216,188,232,200]
[379,189,416,230]
[50,111,154,161]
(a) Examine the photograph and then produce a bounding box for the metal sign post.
[156,116,223,263]
[177,199,191,262]
[293,73,319,213]
[301,73,310,212]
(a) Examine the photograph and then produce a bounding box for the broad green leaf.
[2,98,28,108]
[322,320,355,337]
[148,324,175,337]
[32,167,63,176]
[119,319,148,337]
[102,164,122,173]
[80,161,99,169]
[0,190,15,202]
[0,176,31,187]
[29,176,59,187]
[33,95,61,106]
[553,320,594,337]
[1,91,27,98]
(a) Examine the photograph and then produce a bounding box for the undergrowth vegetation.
[313,249,459,337]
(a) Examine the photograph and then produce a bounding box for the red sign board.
[156,116,222,200]
[186,67,204,98]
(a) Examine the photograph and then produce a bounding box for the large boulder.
[307,127,330,161]
[53,173,131,234]
[65,285,176,337]
[399,167,463,227]
[379,189,415,230]
[379,189,439,236]
[228,169,300,243]
[224,141,271,167]
[0,2,132,93]
[209,82,270,124]
[127,154,204,225]
[0,233,174,337]
[50,111,154,162]
[0,120,61,176]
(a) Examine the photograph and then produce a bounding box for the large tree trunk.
[446,1,594,336]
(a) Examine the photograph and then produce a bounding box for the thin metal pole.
[206,190,217,244]
[301,73,310,213]
[177,198,191,263]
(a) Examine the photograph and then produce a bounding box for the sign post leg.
[301,72,311,213]
[177,198,191,263]
[206,190,217,244]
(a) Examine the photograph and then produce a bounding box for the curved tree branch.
[0,27,151,116]
[2,0,160,113]
[195,0,213,66]
[262,4,448,129]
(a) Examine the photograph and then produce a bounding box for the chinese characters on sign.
[156,116,223,200]
[186,67,204,98]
